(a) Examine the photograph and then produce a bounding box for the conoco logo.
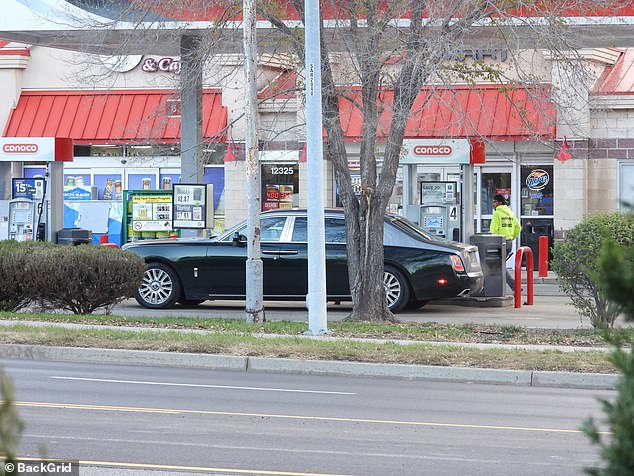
[413,145,452,156]
[3,144,39,153]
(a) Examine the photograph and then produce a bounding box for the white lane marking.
[50,376,356,395]
[20,433,590,468]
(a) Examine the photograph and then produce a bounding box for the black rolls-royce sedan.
[122,209,484,313]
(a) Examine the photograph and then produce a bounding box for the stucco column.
[180,35,203,238]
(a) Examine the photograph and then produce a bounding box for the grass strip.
[0,324,616,373]
[1,311,632,347]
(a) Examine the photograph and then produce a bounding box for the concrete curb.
[0,344,619,390]
[248,357,533,385]
[532,370,619,390]
[0,344,248,371]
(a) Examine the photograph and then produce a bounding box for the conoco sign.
[3,143,38,153]
[0,138,73,162]
[413,145,453,156]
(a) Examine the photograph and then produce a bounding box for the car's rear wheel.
[135,263,181,309]
[384,266,410,313]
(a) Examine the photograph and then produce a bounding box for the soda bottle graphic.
[103,178,114,200]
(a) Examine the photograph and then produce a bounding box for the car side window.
[291,217,308,242]
[325,218,346,243]
[260,217,288,242]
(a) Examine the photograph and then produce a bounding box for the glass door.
[476,167,513,233]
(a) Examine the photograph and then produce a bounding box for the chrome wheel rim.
[139,268,174,305]
[383,270,401,309]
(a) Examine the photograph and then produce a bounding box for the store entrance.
[477,168,513,233]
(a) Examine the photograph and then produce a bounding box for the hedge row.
[0,241,145,315]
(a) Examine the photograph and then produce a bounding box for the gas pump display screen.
[424,216,444,228]
[13,210,30,223]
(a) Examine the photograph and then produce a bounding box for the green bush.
[0,241,54,312]
[552,212,634,328]
[0,369,23,476]
[583,217,634,475]
[28,245,146,315]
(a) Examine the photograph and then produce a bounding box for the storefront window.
[520,165,553,216]
[261,162,299,211]
[480,172,512,216]
[619,162,634,210]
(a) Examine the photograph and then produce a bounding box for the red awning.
[3,89,227,144]
[593,49,634,95]
[340,84,556,141]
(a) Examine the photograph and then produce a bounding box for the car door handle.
[262,250,280,255]
[277,250,299,255]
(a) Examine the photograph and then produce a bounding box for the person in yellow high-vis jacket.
[490,194,521,290]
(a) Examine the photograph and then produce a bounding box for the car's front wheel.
[384,266,410,313]
[135,263,181,309]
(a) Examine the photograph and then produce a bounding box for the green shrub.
[0,241,54,312]
[583,219,634,475]
[552,212,634,328]
[0,369,23,476]
[28,245,146,315]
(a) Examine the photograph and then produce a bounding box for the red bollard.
[99,235,109,244]
[514,246,534,309]
[538,235,548,278]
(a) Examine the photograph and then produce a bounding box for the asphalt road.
[2,358,613,476]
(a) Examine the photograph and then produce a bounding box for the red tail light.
[450,255,465,271]
[437,278,448,285]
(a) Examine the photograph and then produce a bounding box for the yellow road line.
[13,400,599,434]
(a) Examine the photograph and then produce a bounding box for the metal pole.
[305,0,327,335]
[243,0,264,322]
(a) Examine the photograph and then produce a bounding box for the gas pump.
[8,197,37,241]
[419,181,461,241]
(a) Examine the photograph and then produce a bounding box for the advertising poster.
[172,184,207,229]
[128,174,157,191]
[131,194,173,232]
[159,173,180,191]
[12,178,45,200]
[94,174,122,200]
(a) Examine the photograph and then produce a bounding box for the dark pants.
[505,240,516,290]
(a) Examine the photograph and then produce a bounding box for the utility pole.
[304,0,327,335]
[243,0,264,322]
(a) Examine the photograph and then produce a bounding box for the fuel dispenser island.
[399,138,484,243]
[0,137,74,243]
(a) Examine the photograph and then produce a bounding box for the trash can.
[521,218,554,265]
[57,227,93,245]
[470,233,506,297]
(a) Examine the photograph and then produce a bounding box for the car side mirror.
[232,232,246,247]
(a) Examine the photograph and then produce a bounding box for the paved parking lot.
[112,294,591,329]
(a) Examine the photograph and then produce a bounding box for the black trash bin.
[521,218,553,265]
[57,228,93,245]
[470,234,506,297]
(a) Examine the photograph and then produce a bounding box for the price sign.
[172,184,207,229]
